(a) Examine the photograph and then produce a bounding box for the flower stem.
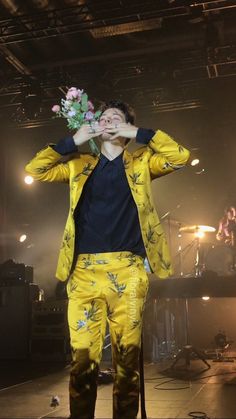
[89,139,100,156]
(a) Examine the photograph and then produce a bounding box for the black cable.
[154,382,191,390]
[187,370,236,381]
[144,369,236,390]
[145,376,191,390]
[188,412,210,419]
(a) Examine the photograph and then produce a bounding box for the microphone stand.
[160,204,181,263]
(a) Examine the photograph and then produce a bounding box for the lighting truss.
[0,1,235,45]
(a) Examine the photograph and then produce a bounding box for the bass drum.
[205,244,234,276]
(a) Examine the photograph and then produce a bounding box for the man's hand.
[73,123,104,146]
[104,123,138,141]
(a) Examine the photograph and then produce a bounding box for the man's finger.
[89,127,104,134]
[90,130,105,138]
[104,128,119,133]
[109,133,120,140]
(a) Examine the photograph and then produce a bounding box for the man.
[216,206,236,271]
[216,206,236,246]
[25,100,190,419]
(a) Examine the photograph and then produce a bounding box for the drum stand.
[170,297,211,369]
[177,236,206,277]
[194,236,203,277]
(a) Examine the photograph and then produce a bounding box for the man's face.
[99,108,126,142]
[227,211,233,220]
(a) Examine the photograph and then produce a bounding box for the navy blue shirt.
[53,128,155,258]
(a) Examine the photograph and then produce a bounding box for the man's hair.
[225,206,236,216]
[99,100,136,125]
[99,100,136,145]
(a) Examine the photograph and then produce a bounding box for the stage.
[1,358,236,419]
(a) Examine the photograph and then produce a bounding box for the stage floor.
[0,357,236,419]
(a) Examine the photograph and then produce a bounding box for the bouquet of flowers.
[51,87,101,155]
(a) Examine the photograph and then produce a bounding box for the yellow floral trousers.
[66,251,149,419]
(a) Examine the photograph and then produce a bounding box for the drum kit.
[175,223,234,277]
[143,219,236,366]
[143,220,236,364]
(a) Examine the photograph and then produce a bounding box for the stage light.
[195,168,205,175]
[24,175,34,185]
[191,158,200,166]
[19,234,27,242]
[195,231,205,238]
[202,296,210,301]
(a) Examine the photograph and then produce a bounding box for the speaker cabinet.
[31,300,70,361]
[0,281,31,359]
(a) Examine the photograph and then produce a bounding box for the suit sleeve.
[148,130,190,178]
[25,145,70,183]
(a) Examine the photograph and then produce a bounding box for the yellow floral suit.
[25,130,190,281]
[25,129,190,419]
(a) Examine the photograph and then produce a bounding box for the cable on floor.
[188,411,210,419]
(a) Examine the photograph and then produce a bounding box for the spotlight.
[202,296,210,301]
[24,175,34,185]
[19,234,27,243]
[195,168,205,175]
[195,231,205,239]
[191,158,200,166]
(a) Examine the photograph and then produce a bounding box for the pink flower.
[75,89,83,102]
[51,105,60,113]
[87,100,94,111]
[85,111,95,121]
[66,87,83,101]
[66,90,78,100]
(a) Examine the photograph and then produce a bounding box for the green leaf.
[81,93,88,112]
[67,120,80,130]
[72,102,81,111]
[94,110,102,119]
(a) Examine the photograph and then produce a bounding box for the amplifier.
[0,260,33,283]
[0,282,31,359]
[31,299,70,361]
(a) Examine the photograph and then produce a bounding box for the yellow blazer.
[25,130,190,281]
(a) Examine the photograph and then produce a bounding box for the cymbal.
[179,225,216,233]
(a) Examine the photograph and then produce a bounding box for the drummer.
[216,206,236,247]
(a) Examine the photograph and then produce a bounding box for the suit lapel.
[123,148,133,189]
[123,148,144,207]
